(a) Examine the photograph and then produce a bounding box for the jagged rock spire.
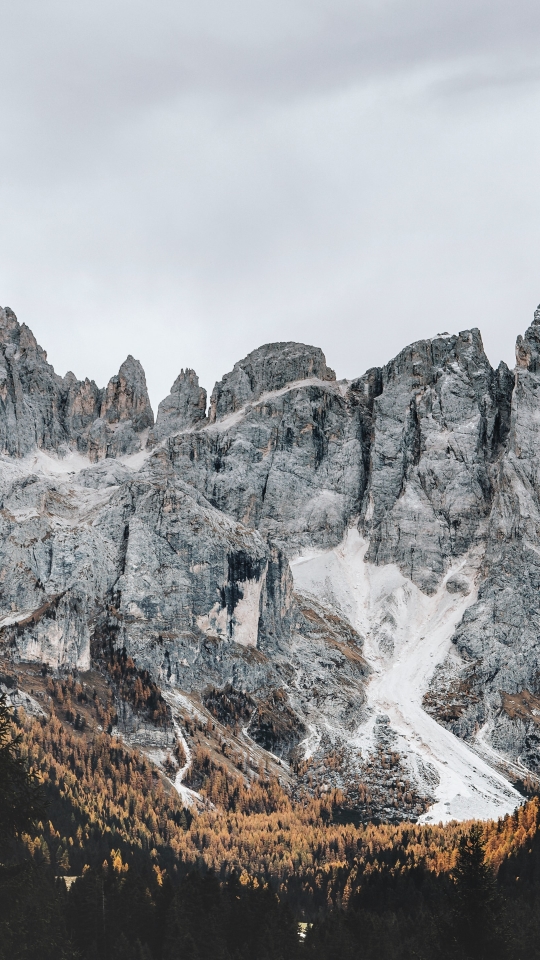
[0,306,153,459]
[148,368,207,445]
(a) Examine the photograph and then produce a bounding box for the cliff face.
[148,368,207,445]
[0,306,153,460]
[360,329,513,594]
[429,309,540,772]
[208,341,336,422]
[168,329,511,590]
[3,301,540,818]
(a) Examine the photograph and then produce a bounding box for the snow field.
[291,528,521,824]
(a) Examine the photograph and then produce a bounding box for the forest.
[2,684,540,958]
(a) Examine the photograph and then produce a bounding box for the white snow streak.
[162,689,204,807]
[291,528,521,824]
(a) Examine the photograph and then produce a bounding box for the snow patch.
[162,690,204,807]
[292,527,521,824]
[231,577,264,647]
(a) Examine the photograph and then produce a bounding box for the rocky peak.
[0,305,66,456]
[361,327,508,593]
[0,310,154,460]
[63,372,102,436]
[76,356,154,461]
[382,328,492,392]
[516,305,540,372]
[0,306,51,366]
[100,355,154,432]
[0,305,21,343]
[209,341,336,422]
[148,368,207,445]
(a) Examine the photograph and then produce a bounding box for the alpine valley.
[4,302,540,827]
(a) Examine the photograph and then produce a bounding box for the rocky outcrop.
[361,329,513,593]
[8,301,540,801]
[63,373,102,438]
[160,332,513,580]
[0,306,67,457]
[209,341,336,422]
[70,355,154,460]
[166,377,365,554]
[1,588,92,670]
[148,369,207,445]
[0,445,300,686]
[154,343,376,556]
[101,461,299,692]
[100,355,154,433]
[428,308,540,767]
[0,306,153,461]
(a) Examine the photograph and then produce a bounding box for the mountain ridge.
[2,301,540,823]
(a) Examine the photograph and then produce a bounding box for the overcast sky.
[1,0,540,412]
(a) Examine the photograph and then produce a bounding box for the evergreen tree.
[0,695,44,841]
[451,823,505,960]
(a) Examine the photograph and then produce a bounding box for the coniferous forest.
[2,678,540,960]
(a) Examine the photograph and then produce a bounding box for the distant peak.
[210,341,335,422]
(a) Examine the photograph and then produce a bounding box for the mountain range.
[2,302,540,824]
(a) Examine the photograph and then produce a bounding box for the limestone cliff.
[3,301,540,817]
[0,306,153,460]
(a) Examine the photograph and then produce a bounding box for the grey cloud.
[1,0,540,411]
[4,1,540,116]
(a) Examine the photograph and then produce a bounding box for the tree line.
[3,694,540,957]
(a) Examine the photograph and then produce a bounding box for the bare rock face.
[63,372,102,437]
[160,333,513,581]
[0,306,153,461]
[80,355,154,460]
[0,306,67,456]
[154,345,376,556]
[166,377,367,554]
[100,355,154,433]
[361,329,513,593]
[8,301,540,803]
[0,454,298,682]
[148,369,207,445]
[209,341,336,422]
[429,307,540,769]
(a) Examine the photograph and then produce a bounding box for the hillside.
[3,690,540,959]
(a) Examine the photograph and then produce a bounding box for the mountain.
[2,302,540,823]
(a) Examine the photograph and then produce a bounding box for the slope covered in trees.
[2,695,540,958]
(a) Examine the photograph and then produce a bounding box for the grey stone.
[148,368,207,445]
[209,341,336,422]
[0,306,153,461]
[6,301,540,788]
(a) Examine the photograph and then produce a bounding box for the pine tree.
[0,694,45,842]
[451,823,506,960]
